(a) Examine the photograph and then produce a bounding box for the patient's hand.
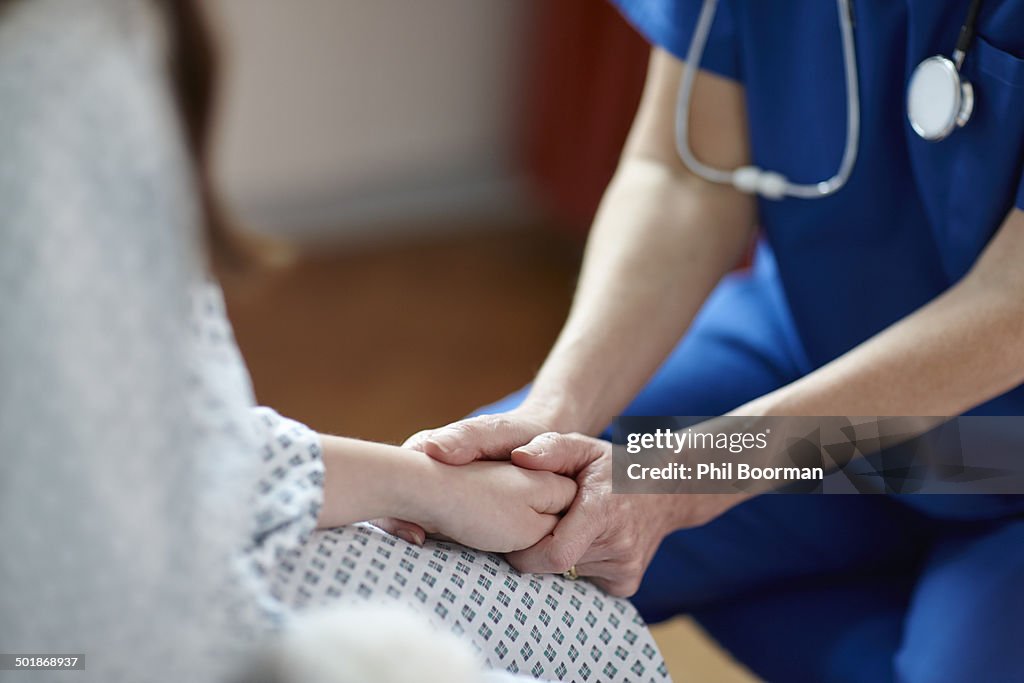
[409,459,577,554]
[318,435,574,553]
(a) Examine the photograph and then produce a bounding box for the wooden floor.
[222,226,578,442]
[221,225,756,683]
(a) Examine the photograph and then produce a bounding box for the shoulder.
[611,0,743,80]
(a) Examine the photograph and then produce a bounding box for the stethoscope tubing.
[674,0,861,199]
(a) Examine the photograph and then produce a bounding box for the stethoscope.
[676,0,985,200]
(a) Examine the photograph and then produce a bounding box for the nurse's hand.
[401,407,559,465]
[504,432,738,597]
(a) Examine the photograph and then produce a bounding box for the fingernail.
[396,529,423,546]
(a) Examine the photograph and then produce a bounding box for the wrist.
[389,448,449,529]
[317,435,448,528]
[731,388,790,418]
[518,387,590,435]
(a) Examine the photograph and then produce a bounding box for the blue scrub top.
[613,0,1024,414]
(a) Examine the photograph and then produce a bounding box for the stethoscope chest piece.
[677,0,984,198]
[907,55,975,141]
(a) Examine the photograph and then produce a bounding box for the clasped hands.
[378,408,735,597]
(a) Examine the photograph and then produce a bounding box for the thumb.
[403,413,547,465]
[511,432,605,476]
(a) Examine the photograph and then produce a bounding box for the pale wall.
[207,0,535,241]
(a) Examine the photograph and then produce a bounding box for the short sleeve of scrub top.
[977,2,1024,213]
[613,0,741,82]
[614,0,1024,216]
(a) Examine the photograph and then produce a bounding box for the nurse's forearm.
[742,209,1024,417]
[522,158,752,435]
[520,54,756,435]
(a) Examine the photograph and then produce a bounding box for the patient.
[0,1,669,681]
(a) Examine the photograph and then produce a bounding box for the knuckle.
[533,431,562,449]
[618,577,642,597]
[478,415,519,444]
[437,420,484,449]
[449,420,476,437]
[490,415,517,434]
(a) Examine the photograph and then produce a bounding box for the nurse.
[396,1,1024,680]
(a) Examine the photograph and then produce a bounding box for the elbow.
[615,155,758,242]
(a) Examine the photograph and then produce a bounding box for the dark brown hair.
[0,0,287,268]
[164,0,215,164]
[166,0,259,270]
[165,0,289,270]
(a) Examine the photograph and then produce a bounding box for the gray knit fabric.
[0,1,264,679]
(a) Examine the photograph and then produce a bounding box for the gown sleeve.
[611,0,742,81]
[184,283,328,594]
[245,407,326,578]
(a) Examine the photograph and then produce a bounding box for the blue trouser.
[477,251,1024,682]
